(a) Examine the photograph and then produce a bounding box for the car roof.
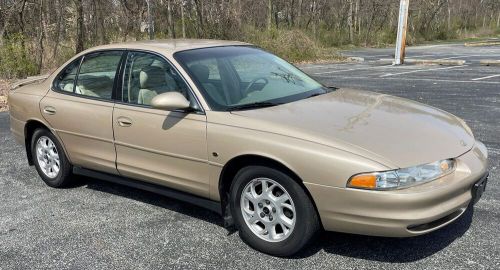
[82,39,251,55]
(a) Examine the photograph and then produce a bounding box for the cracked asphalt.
[1,43,499,269]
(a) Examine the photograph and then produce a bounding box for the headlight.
[347,159,456,190]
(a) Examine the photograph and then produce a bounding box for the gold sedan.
[8,40,489,256]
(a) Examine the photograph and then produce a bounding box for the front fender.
[207,120,392,200]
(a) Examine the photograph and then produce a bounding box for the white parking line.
[341,53,390,57]
[314,65,395,75]
[439,55,480,60]
[300,63,353,70]
[314,74,500,84]
[409,44,462,49]
[379,65,466,78]
[405,54,438,58]
[354,54,391,58]
[385,77,500,84]
[471,74,500,81]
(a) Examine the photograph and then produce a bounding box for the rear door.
[40,50,124,174]
[112,51,210,198]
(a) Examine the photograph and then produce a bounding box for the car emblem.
[460,140,467,146]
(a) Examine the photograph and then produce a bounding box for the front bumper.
[306,141,488,237]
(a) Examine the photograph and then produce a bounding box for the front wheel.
[230,166,320,256]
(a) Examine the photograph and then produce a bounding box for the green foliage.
[316,29,350,48]
[0,34,38,79]
[375,29,399,46]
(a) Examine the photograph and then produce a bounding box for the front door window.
[121,52,197,110]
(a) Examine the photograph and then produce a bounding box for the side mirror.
[151,92,191,111]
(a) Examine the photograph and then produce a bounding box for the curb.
[376,58,465,66]
[346,56,365,62]
[480,60,500,66]
[465,41,500,47]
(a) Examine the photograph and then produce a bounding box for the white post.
[395,0,410,65]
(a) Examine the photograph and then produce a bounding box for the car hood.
[230,89,474,168]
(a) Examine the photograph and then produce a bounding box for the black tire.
[229,166,320,257]
[31,128,73,188]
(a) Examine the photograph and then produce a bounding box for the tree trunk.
[167,0,175,38]
[18,0,27,65]
[274,2,279,29]
[181,1,186,38]
[356,0,361,36]
[447,0,451,30]
[354,0,359,34]
[37,0,45,73]
[193,0,204,38]
[75,0,84,53]
[348,0,353,43]
[235,0,242,28]
[267,0,272,30]
[298,0,303,27]
[94,0,107,44]
[312,0,317,37]
[52,0,63,60]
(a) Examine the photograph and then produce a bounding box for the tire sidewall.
[31,128,70,187]
[230,166,316,256]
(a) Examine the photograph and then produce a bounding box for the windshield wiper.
[304,87,338,99]
[306,92,324,98]
[227,101,281,111]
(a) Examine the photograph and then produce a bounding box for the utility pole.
[394,0,409,65]
[146,0,154,40]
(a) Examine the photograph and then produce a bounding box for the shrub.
[0,34,38,79]
[244,27,340,63]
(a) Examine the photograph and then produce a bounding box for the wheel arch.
[24,119,70,165]
[218,154,322,229]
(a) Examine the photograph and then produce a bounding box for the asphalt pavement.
[1,43,499,269]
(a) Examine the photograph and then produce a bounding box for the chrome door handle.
[43,106,56,115]
[117,117,133,127]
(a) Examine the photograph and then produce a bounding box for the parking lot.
[1,43,499,269]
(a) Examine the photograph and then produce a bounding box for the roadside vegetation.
[0,0,500,111]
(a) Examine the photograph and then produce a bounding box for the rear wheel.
[230,166,320,256]
[31,128,73,188]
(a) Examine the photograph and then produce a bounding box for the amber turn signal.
[348,174,377,189]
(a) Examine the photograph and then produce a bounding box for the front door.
[113,51,209,198]
[41,51,123,174]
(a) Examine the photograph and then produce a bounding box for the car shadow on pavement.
[293,206,475,262]
[83,176,474,262]
[84,177,226,227]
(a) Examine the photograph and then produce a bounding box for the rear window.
[53,58,81,93]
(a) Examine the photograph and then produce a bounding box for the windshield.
[174,46,330,111]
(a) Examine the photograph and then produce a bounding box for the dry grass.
[0,79,11,112]
[245,28,343,63]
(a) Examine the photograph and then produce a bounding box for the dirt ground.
[0,80,11,112]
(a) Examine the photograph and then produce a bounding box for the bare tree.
[74,0,84,53]
[2,0,500,78]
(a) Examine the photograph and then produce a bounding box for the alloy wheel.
[35,136,60,179]
[240,178,296,242]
